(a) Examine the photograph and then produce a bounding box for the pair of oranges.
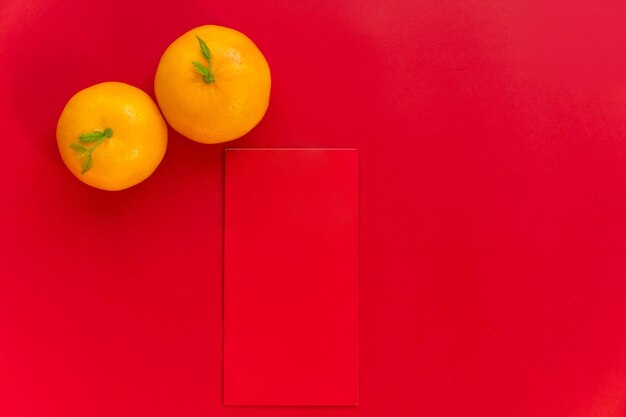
[57,25,271,191]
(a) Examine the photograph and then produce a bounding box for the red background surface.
[1,0,626,416]
[224,149,358,405]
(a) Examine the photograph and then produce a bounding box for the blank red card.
[223,148,359,406]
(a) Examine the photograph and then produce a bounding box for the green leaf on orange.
[79,131,105,143]
[193,61,210,77]
[69,143,87,154]
[197,35,211,61]
[81,154,93,174]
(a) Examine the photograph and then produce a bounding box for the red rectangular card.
[224,148,359,406]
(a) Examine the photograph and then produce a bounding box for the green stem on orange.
[69,128,113,174]
[193,35,215,83]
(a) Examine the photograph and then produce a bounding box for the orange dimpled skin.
[56,82,168,191]
[154,25,271,144]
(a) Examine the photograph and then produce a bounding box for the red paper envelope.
[223,148,359,406]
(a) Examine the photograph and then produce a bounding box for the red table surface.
[1,0,626,416]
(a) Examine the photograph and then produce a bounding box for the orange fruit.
[57,82,168,191]
[154,25,271,144]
